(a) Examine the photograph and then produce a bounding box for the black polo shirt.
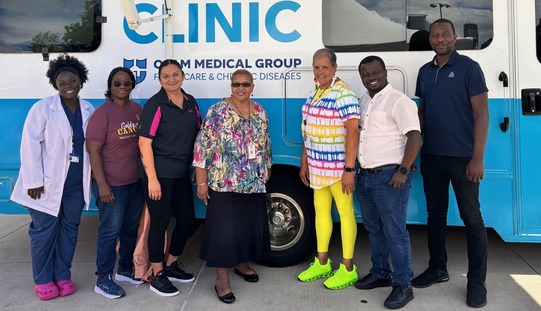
[138,87,201,178]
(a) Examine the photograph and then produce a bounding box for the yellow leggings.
[313,181,357,259]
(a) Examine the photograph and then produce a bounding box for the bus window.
[536,0,541,63]
[0,0,102,53]
[322,0,493,52]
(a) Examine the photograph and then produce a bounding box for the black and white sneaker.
[164,261,195,283]
[149,270,179,297]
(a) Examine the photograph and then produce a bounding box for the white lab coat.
[10,94,94,217]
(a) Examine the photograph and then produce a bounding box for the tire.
[257,175,316,267]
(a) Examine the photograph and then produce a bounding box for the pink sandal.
[54,279,76,297]
[34,281,59,301]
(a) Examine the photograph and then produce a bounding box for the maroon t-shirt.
[86,100,142,186]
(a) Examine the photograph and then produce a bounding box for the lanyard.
[230,98,254,148]
[311,87,331,104]
[230,98,252,127]
[310,75,336,105]
[61,100,78,153]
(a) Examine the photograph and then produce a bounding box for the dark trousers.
[142,176,195,263]
[28,187,84,284]
[93,180,144,277]
[421,153,487,284]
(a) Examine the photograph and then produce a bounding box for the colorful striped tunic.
[301,79,360,189]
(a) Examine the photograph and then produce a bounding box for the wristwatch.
[399,166,409,175]
[344,166,355,172]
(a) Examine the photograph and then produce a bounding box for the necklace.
[230,98,251,119]
[311,76,337,104]
[311,87,331,104]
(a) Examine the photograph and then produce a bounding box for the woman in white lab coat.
[10,54,94,301]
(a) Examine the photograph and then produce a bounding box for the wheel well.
[270,164,301,183]
[261,164,317,267]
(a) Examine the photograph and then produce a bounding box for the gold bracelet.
[196,182,207,186]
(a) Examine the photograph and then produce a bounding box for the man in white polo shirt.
[354,55,421,310]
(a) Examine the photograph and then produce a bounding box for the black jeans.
[420,153,487,284]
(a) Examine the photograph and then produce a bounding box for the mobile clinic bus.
[1,0,541,266]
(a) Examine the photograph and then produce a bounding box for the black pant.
[142,176,195,263]
[420,153,487,284]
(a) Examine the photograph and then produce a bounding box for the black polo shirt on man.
[138,87,201,178]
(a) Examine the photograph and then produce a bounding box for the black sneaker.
[149,270,179,297]
[466,282,487,308]
[384,285,414,309]
[355,273,393,290]
[164,261,195,283]
[411,267,449,288]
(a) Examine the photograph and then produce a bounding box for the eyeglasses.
[113,81,133,87]
[231,82,252,88]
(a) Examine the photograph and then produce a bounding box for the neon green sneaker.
[323,263,358,290]
[297,257,333,282]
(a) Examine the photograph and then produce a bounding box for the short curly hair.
[46,54,89,90]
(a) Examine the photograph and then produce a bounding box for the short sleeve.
[466,62,489,98]
[85,106,107,143]
[336,87,360,121]
[415,67,424,98]
[138,101,161,139]
[193,103,221,169]
[393,97,421,135]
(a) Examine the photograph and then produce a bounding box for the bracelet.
[196,182,207,186]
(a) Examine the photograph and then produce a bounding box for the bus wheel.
[258,176,315,267]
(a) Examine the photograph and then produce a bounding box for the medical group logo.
[123,57,303,85]
[124,59,147,85]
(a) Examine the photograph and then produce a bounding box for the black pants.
[421,153,487,284]
[142,176,195,263]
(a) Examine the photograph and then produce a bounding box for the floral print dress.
[193,99,272,193]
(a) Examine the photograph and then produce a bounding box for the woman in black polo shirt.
[138,59,201,297]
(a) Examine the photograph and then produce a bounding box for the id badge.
[69,153,80,163]
[248,144,256,159]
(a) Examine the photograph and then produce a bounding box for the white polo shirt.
[358,83,420,169]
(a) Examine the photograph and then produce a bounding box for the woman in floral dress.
[193,69,272,304]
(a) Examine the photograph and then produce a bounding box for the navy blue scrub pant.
[28,188,84,285]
